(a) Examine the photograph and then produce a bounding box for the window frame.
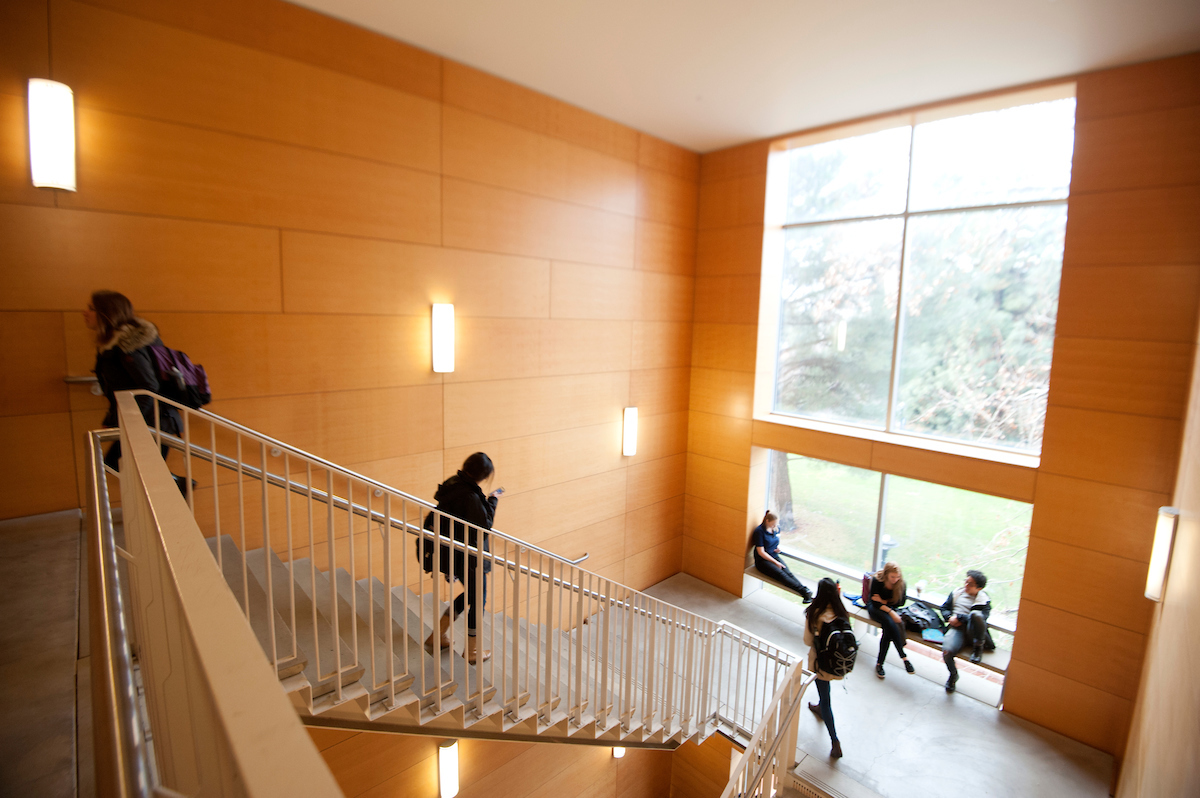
[753,83,1077,469]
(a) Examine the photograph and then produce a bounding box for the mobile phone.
[493,487,505,496]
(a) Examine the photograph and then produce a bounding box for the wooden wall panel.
[0,413,79,518]
[625,495,685,556]
[750,420,874,469]
[541,515,627,570]
[1055,264,1200,342]
[638,272,695,322]
[495,469,627,545]
[692,275,760,324]
[1030,474,1162,562]
[0,205,281,313]
[443,106,637,215]
[1021,537,1153,633]
[1039,405,1181,494]
[697,173,767,229]
[1074,51,1200,121]
[61,108,441,242]
[1047,337,1193,418]
[691,323,756,372]
[624,536,683,591]
[635,218,696,275]
[1071,105,1200,193]
[1062,185,1200,265]
[684,495,753,557]
[695,225,763,276]
[624,368,687,424]
[442,61,639,162]
[685,453,750,512]
[453,319,632,382]
[637,168,698,227]
[670,733,737,798]
[53,0,441,172]
[626,453,687,512]
[443,423,623,496]
[632,322,692,370]
[446,179,636,269]
[689,368,754,420]
[628,410,689,465]
[1003,660,1133,756]
[0,0,49,96]
[549,262,639,319]
[869,443,1037,502]
[444,372,628,448]
[77,0,444,101]
[281,232,550,319]
[0,313,70,417]
[681,536,744,597]
[687,411,752,467]
[637,134,700,183]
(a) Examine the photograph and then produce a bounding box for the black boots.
[800,585,813,604]
[945,673,958,693]
[969,644,983,664]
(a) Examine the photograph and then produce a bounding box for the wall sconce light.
[612,746,626,759]
[28,79,76,191]
[622,407,638,457]
[432,303,454,373]
[1145,506,1179,602]
[438,739,459,798]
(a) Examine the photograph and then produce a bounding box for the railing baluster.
[385,493,395,706]
[327,469,341,703]
[261,441,276,670]
[284,452,296,662]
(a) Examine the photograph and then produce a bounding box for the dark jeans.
[867,605,907,665]
[814,678,837,741]
[943,610,987,678]
[754,558,807,595]
[448,566,488,636]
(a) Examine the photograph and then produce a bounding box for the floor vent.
[789,772,846,798]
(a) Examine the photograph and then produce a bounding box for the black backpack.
[898,601,946,633]
[149,344,212,409]
[816,617,858,677]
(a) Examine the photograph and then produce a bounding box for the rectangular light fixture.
[622,407,638,456]
[438,739,459,798]
[28,79,76,191]
[612,746,626,759]
[432,303,455,373]
[1145,506,1179,602]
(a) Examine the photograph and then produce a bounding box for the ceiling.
[287,0,1200,153]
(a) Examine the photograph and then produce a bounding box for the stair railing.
[86,393,341,796]
[126,389,799,743]
[720,662,813,798]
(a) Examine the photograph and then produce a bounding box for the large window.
[766,451,1030,637]
[765,89,1076,455]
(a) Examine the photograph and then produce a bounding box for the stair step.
[205,536,305,680]
[324,568,414,706]
[246,552,364,703]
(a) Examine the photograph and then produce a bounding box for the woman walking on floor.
[805,577,848,758]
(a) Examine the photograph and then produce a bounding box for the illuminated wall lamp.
[612,746,626,759]
[432,303,455,373]
[1145,506,1179,602]
[438,739,459,798]
[622,407,638,457]
[28,79,76,191]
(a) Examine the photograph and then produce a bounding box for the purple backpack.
[150,344,211,408]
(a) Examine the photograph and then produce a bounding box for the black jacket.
[93,319,181,435]
[421,471,497,576]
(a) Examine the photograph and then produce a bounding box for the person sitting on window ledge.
[751,511,812,603]
[940,569,996,693]
[868,561,915,679]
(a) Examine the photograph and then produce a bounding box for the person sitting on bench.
[751,511,812,603]
[868,561,914,678]
[940,569,996,692]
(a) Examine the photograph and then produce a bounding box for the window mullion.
[873,475,888,573]
[884,127,916,436]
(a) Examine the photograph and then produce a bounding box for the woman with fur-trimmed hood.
[85,290,181,470]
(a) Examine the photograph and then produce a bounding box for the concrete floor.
[0,510,86,798]
[645,573,1114,798]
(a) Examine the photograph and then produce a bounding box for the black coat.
[420,471,497,577]
[94,318,181,435]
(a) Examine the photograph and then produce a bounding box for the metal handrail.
[720,663,814,798]
[125,388,799,744]
[86,428,154,797]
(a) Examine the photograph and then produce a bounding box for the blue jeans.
[942,610,986,678]
[814,678,837,741]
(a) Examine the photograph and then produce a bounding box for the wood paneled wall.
[685,52,1200,758]
[0,0,697,603]
[308,728,673,798]
[1117,287,1200,796]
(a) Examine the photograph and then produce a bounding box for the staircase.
[87,390,808,796]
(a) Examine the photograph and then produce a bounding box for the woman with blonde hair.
[751,510,812,603]
[868,561,913,678]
